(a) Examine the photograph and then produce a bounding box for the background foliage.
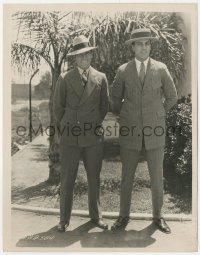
[89,12,185,85]
[164,94,192,195]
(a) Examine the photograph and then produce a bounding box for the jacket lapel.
[79,67,97,106]
[69,67,84,98]
[143,58,155,91]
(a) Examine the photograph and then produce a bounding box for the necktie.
[139,62,145,87]
[82,70,88,87]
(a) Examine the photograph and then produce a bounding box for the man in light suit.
[111,28,178,233]
[54,35,109,232]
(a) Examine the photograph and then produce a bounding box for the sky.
[11,11,51,85]
[12,61,50,86]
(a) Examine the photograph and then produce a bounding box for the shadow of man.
[80,222,157,248]
[16,220,157,248]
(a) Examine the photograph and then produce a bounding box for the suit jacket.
[112,58,178,150]
[53,66,109,147]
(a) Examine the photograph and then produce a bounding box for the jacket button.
[77,121,80,124]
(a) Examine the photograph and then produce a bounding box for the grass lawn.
[72,161,191,214]
[12,158,191,214]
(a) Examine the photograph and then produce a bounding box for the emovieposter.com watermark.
[15,122,190,138]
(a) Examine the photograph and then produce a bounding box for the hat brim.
[67,47,97,56]
[125,37,158,45]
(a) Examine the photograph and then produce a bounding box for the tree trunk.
[47,67,61,184]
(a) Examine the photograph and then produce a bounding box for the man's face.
[75,51,93,69]
[132,39,151,62]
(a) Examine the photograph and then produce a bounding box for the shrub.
[164,94,192,193]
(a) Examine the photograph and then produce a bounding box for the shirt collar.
[77,66,91,75]
[135,57,149,72]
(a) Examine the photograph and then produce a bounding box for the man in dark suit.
[54,35,109,232]
[111,28,178,233]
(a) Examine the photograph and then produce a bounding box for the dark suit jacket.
[112,58,178,150]
[53,66,109,147]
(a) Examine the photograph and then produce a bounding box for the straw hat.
[125,28,158,45]
[67,35,97,56]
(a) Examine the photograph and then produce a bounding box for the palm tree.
[11,11,88,183]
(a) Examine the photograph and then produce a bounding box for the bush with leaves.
[164,94,192,193]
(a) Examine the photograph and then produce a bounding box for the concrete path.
[10,209,196,252]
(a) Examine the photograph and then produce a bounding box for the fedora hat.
[67,35,97,56]
[125,28,158,45]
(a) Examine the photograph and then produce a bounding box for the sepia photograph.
[3,2,198,252]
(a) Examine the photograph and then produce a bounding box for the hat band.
[131,31,152,40]
[73,42,89,51]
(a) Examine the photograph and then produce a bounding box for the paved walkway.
[10,209,196,251]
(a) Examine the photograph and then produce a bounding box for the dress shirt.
[77,66,90,76]
[135,57,149,75]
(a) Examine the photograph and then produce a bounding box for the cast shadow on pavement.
[16,221,157,248]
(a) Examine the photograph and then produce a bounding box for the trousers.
[59,144,103,224]
[119,143,164,218]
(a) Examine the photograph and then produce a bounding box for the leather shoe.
[91,218,108,230]
[57,222,69,233]
[111,216,129,231]
[153,217,171,234]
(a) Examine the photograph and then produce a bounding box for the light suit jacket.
[54,66,109,147]
[112,58,178,150]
